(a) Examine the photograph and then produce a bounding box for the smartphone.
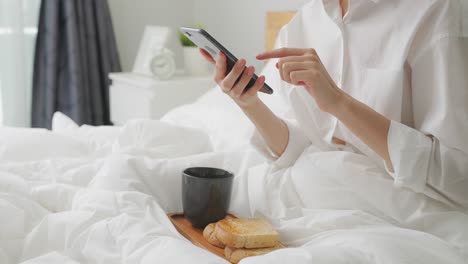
[179,27,273,94]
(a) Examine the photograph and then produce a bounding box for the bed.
[1,12,467,264]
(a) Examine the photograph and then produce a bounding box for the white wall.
[193,0,310,69]
[109,0,311,72]
[109,0,195,71]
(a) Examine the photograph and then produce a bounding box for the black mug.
[182,167,234,229]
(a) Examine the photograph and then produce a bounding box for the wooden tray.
[168,213,237,260]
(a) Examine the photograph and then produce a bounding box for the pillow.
[161,88,255,152]
[160,60,289,152]
[113,119,212,158]
[0,127,91,162]
[52,113,212,158]
[52,112,121,156]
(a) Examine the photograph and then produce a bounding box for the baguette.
[215,218,279,249]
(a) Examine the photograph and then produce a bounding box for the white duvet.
[0,89,467,263]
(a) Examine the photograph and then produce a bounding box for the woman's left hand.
[257,48,345,115]
[258,48,393,166]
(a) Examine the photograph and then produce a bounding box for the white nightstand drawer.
[109,72,215,125]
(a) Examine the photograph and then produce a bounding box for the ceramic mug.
[182,167,233,229]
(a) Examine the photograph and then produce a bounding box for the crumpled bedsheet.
[0,116,467,264]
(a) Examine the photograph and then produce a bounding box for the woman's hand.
[199,48,289,156]
[259,48,393,165]
[256,48,344,114]
[199,48,265,109]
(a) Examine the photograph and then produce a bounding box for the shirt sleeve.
[387,35,468,208]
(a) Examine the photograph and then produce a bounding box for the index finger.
[199,48,216,64]
[256,48,307,60]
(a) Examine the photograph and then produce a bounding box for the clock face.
[150,51,176,80]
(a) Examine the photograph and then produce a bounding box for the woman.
[201,2,468,261]
[201,0,468,210]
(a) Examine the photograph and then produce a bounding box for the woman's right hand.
[199,48,265,109]
[199,49,289,157]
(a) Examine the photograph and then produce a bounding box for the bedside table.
[109,72,215,125]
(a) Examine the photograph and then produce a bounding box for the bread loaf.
[224,243,285,263]
[202,223,225,248]
[215,218,279,249]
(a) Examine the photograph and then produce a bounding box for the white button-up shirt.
[253,0,468,209]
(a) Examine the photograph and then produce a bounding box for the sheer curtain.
[0,0,40,127]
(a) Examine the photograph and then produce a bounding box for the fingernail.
[239,59,246,67]
[259,75,265,82]
[247,66,254,75]
[275,62,279,69]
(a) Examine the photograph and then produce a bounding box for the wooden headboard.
[265,11,296,50]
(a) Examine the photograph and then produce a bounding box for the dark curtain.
[32,0,121,128]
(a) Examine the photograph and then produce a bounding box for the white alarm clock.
[133,26,178,79]
[150,48,176,80]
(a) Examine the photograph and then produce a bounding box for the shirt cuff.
[386,120,433,193]
[250,119,311,170]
